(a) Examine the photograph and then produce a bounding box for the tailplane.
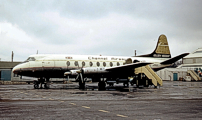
[137,34,171,58]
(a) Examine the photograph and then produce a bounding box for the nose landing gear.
[33,78,50,89]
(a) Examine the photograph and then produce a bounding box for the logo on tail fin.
[155,34,170,55]
[137,34,171,58]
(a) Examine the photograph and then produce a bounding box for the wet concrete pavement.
[0,81,202,120]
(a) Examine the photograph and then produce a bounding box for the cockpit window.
[18,57,36,65]
[26,57,36,61]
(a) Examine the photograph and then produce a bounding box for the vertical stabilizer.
[137,34,171,58]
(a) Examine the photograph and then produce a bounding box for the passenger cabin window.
[27,57,36,61]
[110,62,113,67]
[66,61,70,66]
[89,62,93,67]
[82,61,85,67]
[74,61,78,66]
[97,62,100,67]
[103,62,106,67]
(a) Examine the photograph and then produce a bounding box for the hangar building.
[157,48,202,81]
[0,61,21,81]
[178,48,202,70]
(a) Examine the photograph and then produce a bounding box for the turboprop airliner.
[12,34,188,90]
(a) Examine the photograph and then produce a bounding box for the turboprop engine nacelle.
[64,67,109,76]
[64,70,79,76]
[82,67,109,74]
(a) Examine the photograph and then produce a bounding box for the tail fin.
[137,34,171,58]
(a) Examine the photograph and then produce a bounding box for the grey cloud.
[0,0,202,60]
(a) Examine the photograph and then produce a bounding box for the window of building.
[194,51,202,54]
[196,58,202,63]
[183,59,193,64]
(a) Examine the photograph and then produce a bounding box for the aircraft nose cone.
[12,63,23,74]
[12,66,20,74]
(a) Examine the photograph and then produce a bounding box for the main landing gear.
[79,81,85,89]
[34,78,50,89]
[98,78,106,90]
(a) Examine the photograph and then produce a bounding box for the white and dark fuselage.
[12,34,189,82]
[12,54,169,79]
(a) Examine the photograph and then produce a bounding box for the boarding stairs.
[187,70,201,81]
[135,65,163,86]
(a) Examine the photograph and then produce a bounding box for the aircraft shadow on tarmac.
[50,84,155,92]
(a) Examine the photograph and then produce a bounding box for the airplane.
[12,34,189,90]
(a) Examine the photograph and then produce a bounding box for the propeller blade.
[75,74,79,80]
[67,75,69,81]
[80,73,84,83]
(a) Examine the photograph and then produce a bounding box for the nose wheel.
[34,84,39,89]
[44,83,50,89]
[33,78,50,89]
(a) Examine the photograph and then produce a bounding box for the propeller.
[64,61,86,84]
[75,62,85,83]
[64,72,71,81]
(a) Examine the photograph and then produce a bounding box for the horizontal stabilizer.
[160,53,189,65]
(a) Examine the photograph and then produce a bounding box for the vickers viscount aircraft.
[12,34,188,90]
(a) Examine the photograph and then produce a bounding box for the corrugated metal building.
[156,68,190,81]
[178,48,202,69]
[0,61,21,81]
[157,48,202,81]
[178,48,202,77]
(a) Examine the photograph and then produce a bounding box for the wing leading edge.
[160,53,189,65]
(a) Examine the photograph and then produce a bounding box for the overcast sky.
[0,0,202,61]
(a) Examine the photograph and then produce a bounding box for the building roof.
[164,68,189,72]
[184,48,202,58]
[0,61,21,69]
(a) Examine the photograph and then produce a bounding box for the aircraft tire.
[144,80,149,87]
[98,81,106,91]
[34,84,39,89]
[123,82,129,87]
[136,80,139,88]
[79,81,85,89]
[44,83,50,89]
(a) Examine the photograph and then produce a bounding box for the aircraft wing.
[160,53,189,65]
[105,62,152,72]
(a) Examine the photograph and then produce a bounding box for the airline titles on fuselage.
[65,56,127,61]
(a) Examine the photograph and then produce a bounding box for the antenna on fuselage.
[37,50,38,54]
[135,50,136,56]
